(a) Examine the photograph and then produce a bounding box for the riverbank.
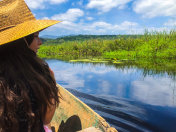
[38,31,176,61]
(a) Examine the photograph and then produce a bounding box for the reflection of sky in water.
[46,60,176,107]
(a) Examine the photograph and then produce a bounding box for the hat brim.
[0,19,61,45]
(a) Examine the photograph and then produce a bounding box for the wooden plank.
[50,84,118,132]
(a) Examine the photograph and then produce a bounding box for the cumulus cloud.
[86,0,132,13]
[51,8,84,22]
[51,19,139,35]
[117,21,138,30]
[25,0,45,9]
[25,0,67,9]
[77,0,84,6]
[164,19,176,27]
[133,0,176,18]
[42,17,49,20]
[71,0,84,6]
[50,0,67,4]
[146,27,169,32]
[53,21,78,31]
[86,17,94,21]
[91,21,112,28]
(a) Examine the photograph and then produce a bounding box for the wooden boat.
[50,84,118,132]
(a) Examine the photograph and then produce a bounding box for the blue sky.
[25,0,176,36]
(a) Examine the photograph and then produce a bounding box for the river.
[46,59,176,132]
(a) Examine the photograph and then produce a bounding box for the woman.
[0,31,60,132]
[0,0,61,131]
[0,1,102,132]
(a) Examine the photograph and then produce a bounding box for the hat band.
[0,25,16,32]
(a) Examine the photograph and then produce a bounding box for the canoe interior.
[50,84,117,132]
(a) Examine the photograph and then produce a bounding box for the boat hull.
[50,84,117,132]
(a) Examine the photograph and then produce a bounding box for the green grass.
[38,30,176,61]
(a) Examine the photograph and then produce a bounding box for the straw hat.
[0,0,61,45]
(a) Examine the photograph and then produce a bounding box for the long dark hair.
[0,35,59,131]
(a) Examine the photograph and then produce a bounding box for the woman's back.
[0,39,59,132]
[0,0,61,131]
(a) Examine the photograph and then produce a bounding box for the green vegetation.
[38,31,176,61]
[41,34,142,45]
[38,32,176,78]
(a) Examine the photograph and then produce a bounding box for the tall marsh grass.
[38,30,176,60]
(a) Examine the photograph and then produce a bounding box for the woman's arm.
[43,99,56,125]
[43,68,56,125]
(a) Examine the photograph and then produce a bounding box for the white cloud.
[91,21,112,28]
[47,19,140,35]
[44,17,172,35]
[117,21,138,30]
[50,0,67,4]
[86,17,94,21]
[51,8,84,22]
[86,0,132,13]
[121,21,138,27]
[164,19,176,27]
[25,0,67,9]
[133,0,176,18]
[113,21,140,34]
[72,0,83,6]
[25,0,45,9]
[53,21,78,30]
[130,26,174,35]
[77,0,83,6]
[146,27,169,32]
[42,17,49,20]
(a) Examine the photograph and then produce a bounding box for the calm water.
[46,59,176,132]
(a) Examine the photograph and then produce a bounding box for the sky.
[24,0,176,36]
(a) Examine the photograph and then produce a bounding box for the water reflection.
[46,59,176,131]
[66,89,176,132]
[131,77,176,106]
[47,59,176,107]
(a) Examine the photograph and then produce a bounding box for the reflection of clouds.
[131,77,176,107]
[47,60,140,97]
[87,75,93,79]
[85,66,114,74]
[71,63,116,74]
[116,84,124,97]
[47,60,85,89]
[54,70,84,89]
[47,61,116,93]
[46,60,176,107]
[98,80,111,94]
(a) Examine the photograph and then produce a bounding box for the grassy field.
[38,31,176,61]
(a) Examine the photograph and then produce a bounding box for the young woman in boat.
[0,0,60,131]
[0,0,105,132]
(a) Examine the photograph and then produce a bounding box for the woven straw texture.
[0,0,60,45]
